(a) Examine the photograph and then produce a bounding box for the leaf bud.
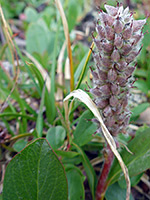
[108,69,117,82]
[104,4,118,16]
[109,95,119,107]
[111,83,120,95]
[133,19,146,32]
[125,51,137,63]
[114,34,123,49]
[111,49,120,62]
[96,25,105,39]
[93,52,101,64]
[96,98,109,109]
[101,56,112,67]
[111,124,120,136]
[124,115,130,126]
[97,69,107,81]
[121,95,128,108]
[114,17,124,34]
[117,76,127,87]
[105,25,115,40]
[123,23,133,40]
[99,85,111,95]
[102,42,113,53]
[90,66,99,80]
[99,11,115,26]
[124,66,135,78]
[105,117,116,127]
[122,44,132,55]
[93,38,102,52]
[115,60,128,71]
[103,105,113,117]
[133,34,143,45]
[90,87,101,97]
[114,103,123,114]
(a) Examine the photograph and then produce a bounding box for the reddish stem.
[96,143,114,200]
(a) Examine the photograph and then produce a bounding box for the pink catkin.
[91,3,146,137]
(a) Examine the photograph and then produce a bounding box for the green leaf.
[24,7,38,22]
[129,173,143,186]
[73,142,96,200]
[67,0,78,31]
[133,79,149,94]
[14,45,41,95]
[46,126,66,150]
[131,102,150,119]
[62,155,82,166]
[49,19,61,123]
[55,150,79,158]
[118,173,143,189]
[105,182,134,200]
[138,21,150,63]
[134,69,147,78]
[73,110,97,146]
[13,139,28,152]
[66,167,85,200]
[3,138,68,200]
[26,20,49,54]
[135,124,149,136]
[27,62,53,123]
[108,128,150,184]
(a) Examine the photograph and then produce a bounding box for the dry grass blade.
[56,41,66,104]
[0,5,20,112]
[65,57,70,80]
[55,0,74,91]
[119,142,134,155]
[64,89,131,200]
[23,50,51,92]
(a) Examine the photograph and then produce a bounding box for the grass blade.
[75,42,94,89]
[36,84,46,138]
[55,0,74,91]
[23,50,51,92]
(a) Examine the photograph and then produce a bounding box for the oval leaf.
[73,110,97,146]
[106,183,134,200]
[66,167,85,200]
[13,139,28,152]
[3,138,68,200]
[26,21,49,54]
[108,128,150,184]
[131,102,150,119]
[46,126,66,150]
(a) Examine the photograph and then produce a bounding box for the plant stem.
[96,143,114,200]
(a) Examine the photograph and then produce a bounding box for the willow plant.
[90,3,146,200]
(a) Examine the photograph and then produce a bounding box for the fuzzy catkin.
[91,3,146,136]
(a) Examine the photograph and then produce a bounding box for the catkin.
[91,3,146,136]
